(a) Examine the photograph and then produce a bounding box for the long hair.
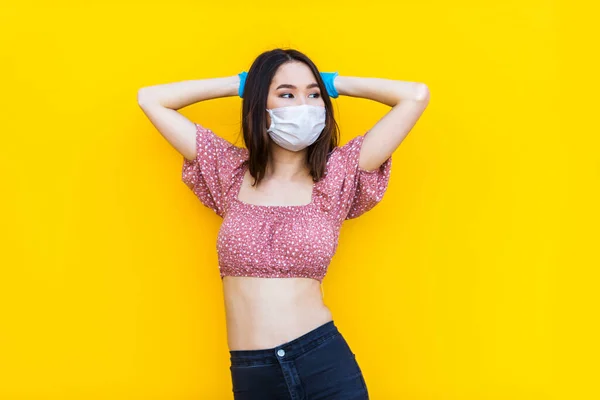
[241,48,340,187]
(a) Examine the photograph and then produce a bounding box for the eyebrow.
[275,83,320,90]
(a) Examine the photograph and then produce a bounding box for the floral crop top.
[182,123,392,283]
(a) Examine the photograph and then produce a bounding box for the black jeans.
[229,320,369,399]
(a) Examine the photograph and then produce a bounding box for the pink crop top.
[182,123,392,283]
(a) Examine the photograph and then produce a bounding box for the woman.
[138,48,429,399]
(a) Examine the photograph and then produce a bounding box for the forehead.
[270,62,317,87]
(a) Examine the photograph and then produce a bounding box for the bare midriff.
[222,276,333,351]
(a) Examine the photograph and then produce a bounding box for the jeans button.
[277,349,285,357]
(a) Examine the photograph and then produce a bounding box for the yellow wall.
[1,0,597,399]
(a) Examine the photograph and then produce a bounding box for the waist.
[222,276,332,350]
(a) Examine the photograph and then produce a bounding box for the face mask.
[266,105,326,152]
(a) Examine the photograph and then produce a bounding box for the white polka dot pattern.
[182,123,392,282]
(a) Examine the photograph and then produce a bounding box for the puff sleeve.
[334,134,392,220]
[181,123,247,217]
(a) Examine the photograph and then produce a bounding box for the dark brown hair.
[241,48,340,187]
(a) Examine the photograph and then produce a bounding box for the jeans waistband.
[229,320,338,366]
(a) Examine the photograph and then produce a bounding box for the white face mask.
[266,105,326,152]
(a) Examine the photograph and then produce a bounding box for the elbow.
[137,87,156,107]
[137,88,148,106]
[415,83,430,103]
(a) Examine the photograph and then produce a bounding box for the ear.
[265,110,272,130]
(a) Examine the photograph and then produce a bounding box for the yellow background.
[1,0,597,399]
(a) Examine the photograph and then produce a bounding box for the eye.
[278,92,320,99]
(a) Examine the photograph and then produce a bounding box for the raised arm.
[334,76,430,171]
[137,76,240,160]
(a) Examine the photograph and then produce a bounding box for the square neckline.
[233,163,316,209]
